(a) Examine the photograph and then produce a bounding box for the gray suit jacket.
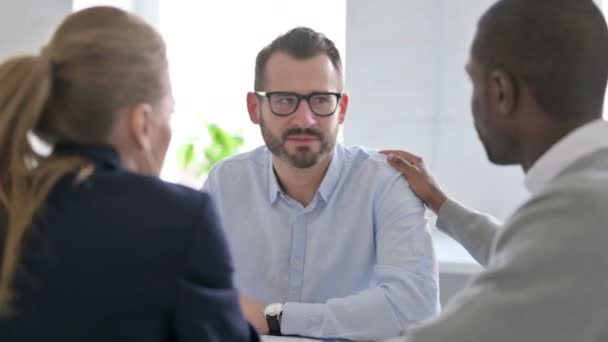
[406,149,608,342]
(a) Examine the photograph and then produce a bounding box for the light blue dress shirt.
[203,144,439,341]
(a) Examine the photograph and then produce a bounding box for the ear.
[337,93,349,124]
[246,92,260,124]
[127,102,153,151]
[489,70,516,117]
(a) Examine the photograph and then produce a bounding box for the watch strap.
[266,311,282,335]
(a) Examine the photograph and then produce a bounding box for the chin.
[485,150,519,166]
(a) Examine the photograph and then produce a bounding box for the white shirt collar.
[525,119,608,194]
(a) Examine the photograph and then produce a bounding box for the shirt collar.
[317,145,343,203]
[267,144,344,204]
[268,153,282,204]
[525,119,608,194]
[53,142,124,170]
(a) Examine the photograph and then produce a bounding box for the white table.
[262,336,404,341]
[262,337,316,341]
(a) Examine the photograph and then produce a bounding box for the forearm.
[281,278,438,341]
[436,198,501,266]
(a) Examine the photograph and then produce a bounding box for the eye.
[278,97,296,105]
[272,95,297,105]
[311,95,331,104]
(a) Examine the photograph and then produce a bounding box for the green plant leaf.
[176,121,245,179]
[177,142,196,168]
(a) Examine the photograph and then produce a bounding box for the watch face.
[264,303,284,317]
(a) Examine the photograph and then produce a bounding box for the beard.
[473,116,519,166]
[260,116,334,169]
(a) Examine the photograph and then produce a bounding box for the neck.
[113,144,155,176]
[520,117,595,172]
[272,152,333,207]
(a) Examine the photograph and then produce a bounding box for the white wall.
[0,0,72,59]
[345,0,528,220]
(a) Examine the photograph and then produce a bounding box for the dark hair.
[472,0,608,120]
[254,27,342,91]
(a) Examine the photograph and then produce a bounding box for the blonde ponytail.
[0,55,88,316]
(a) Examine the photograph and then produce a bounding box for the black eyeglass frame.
[254,91,343,117]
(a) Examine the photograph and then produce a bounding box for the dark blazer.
[0,144,259,342]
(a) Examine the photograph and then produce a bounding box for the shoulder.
[103,172,229,260]
[339,145,421,207]
[520,168,608,220]
[535,150,608,212]
[115,171,211,209]
[340,144,408,184]
[69,168,218,233]
[500,170,608,256]
[489,174,608,297]
[45,169,226,275]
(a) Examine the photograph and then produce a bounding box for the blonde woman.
[0,6,258,342]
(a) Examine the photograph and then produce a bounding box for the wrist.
[427,189,447,214]
[264,303,284,335]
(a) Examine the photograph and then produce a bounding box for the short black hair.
[473,0,608,120]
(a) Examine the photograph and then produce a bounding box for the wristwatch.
[264,303,284,335]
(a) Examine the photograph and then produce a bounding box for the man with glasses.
[202,27,439,340]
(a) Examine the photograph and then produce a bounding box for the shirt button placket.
[287,215,306,301]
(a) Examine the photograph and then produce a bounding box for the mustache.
[282,128,323,140]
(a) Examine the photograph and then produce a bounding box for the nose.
[290,100,318,128]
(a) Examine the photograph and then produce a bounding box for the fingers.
[386,154,420,176]
[379,149,423,165]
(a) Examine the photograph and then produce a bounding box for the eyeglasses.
[255,91,342,117]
